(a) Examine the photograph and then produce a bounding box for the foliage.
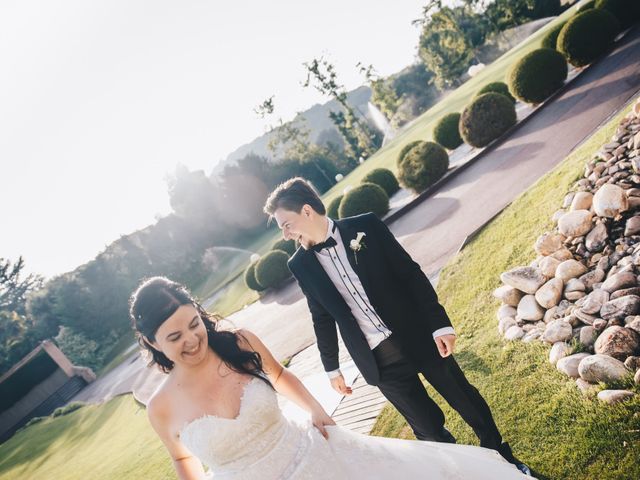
[397,141,449,193]
[254,251,292,289]
[540,20,567,49]
[243,262,264,292]
[0,257,43,315]
[326,195,343,219]
[338,183,389,219]
[433,112,463,150]
[556,8,620,67]
[271,239,297,256]
[507,48,568,103]
[52,402,86,418]
[475,81,515,103]
[54,326,115,372]
[397,141,423,167]
[459,93,516,147]
[361,168,400,197]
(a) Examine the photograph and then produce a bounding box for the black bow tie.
[310,236,337,253]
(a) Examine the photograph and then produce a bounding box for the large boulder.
[557,353,591,378]
[601,272,638,293]
[535,278,564,309]
[585,223,608,252]
[534,233,564,256]
[543,319,573,343]
[558,210,593,237]
[549,342,571,365]
[555,260,588,282]
[600,295,640,321]
[597,390,635,404]
[500,267,547,294]
[539,256,561,277]
[593,184,629,218]
[594,326,640,361]
[493,285,524,307]
[517,295,545,321]
[578,354,630,383]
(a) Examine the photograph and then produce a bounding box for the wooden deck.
[330,374,387,434]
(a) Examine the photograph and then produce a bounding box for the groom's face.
[273,205,317,248]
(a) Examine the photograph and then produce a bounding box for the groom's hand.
[435,334,456,357]
[330,374,353,396]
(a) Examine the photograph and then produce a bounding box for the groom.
[264,177,531,474]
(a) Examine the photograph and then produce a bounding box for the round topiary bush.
[361,168,400,197]
[540,21,567,50]
[244,261,265,291]
[433,113,463,150]
[326,195,343,219]
[459,93,517,148]
[338,183,389,219]
[475,82,515,103]
[254,250,291,289]
[595,0,638,30]
[271,239,296,256]
[556,8,620,67]
[397,140,422,167]
[397,141,449,193]
[507,48,568,104]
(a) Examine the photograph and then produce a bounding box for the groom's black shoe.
[497,442,532,476]
[515,462,532,476]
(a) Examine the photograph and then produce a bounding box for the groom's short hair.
[263,177,326,217]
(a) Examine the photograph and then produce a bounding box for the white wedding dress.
[179,377,530,479]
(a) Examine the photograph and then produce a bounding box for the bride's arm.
[238,329,336,438]
[147,396,208,480]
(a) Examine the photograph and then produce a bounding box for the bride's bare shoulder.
[146,376,174,423]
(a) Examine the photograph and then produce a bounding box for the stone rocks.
[570,191,593,211]
[597,390,635,404]
[505,325,525,341]
[600,295,640,321]
[625,216,640,236]
[581,289,610,315]
[534,233,564,256]
[558,210,593,237]
[601,272,637,293]
[585,223,608,252]
[579,326,598,347]
[557,353,591,378]
[493,285,524,307]
[579,268,605,290]
[578,354,629,383]
[517,295,545,321]
[500,267,546,294]
[593,184,629,218]
[624,355,640,371]
[549,342,571,365]
[497,304,517,320]
[555,260,588,282]
[594,326,640,360]
[535,278,563,309]
[543,320,573,344]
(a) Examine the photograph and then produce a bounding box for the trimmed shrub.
[556,9,620,67]
[595,0,638,30]
[459,93,517,148]
[338,183,389,219]
[397,141,449,193]
[507,48,568,104]
[326,195,343,219]
[271,239,296,256]
[52,402,86,418]
[532,0,562,17]
[362,168,400,197]
[244,261,265,291]
[540,21,567,49]
[475,82,515,103]
[397,140,422,167]
[254,250,292,289]
[433,113,463,150]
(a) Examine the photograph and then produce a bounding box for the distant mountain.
[214,86,373,174]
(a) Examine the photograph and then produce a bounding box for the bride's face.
[151,304,208,367]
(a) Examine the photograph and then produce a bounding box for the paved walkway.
[74,26,640,431]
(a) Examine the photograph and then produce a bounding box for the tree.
[0,257,43,315]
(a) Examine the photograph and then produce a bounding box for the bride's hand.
[311,409,336,439]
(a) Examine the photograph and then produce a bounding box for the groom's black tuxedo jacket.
[287,213,452,386]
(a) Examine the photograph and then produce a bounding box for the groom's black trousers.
[372,336,515,462]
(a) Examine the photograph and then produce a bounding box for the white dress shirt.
[312,218,455,378]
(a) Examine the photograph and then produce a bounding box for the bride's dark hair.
[129,276,270,386]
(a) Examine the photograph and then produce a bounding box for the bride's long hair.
[129,276,270,386]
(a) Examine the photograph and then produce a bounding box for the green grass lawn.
[0,395,175,480]
[196,8,579,315]
[370,98,640,479]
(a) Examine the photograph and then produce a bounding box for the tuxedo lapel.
[299,247,349,309]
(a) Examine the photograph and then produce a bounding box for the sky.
[1,0,427,279]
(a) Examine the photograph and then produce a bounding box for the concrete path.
[74,26,640,415]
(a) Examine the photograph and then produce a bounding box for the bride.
[130,276,532,479]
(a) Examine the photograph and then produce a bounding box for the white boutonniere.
[349,232,366,264]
